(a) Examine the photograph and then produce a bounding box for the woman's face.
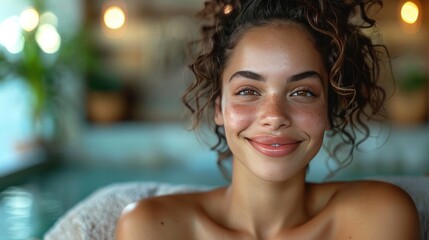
[215,23,330,182]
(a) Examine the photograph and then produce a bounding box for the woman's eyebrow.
[287,71,323,83]
[229,70,264,82]
[229,70,323,83]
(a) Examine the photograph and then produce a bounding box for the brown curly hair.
[182,0,389,178]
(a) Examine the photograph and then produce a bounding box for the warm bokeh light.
[19,8,39,32]
[224,4,233,15]
[0,17,25,54]
[104,6,126,30]
[401,1,419,24]
[35,24,61,54]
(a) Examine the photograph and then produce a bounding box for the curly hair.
[182,0,389,178]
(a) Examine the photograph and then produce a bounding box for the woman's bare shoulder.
[326,180,420,239]
[115,191,208,240]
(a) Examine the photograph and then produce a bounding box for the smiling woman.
[116,0,420,239]
[213,23,329,182]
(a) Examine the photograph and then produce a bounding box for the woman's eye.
[237,89,260,96]
[291,90,315,97]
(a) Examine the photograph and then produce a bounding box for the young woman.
[116,0,420,239]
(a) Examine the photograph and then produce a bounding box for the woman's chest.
[192,212,335,240]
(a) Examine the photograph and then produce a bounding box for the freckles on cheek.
[294,108,328,132]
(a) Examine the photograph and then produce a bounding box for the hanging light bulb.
[104,5,126,30]
[101,0,128,38]
[401,1,419,24]
[398,0,422,34]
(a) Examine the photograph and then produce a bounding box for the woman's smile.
[246,135,302,158]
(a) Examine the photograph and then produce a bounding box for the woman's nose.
[259,95,291,130]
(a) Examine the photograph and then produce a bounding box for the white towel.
[44,182,208,240]
[44,177,429,240]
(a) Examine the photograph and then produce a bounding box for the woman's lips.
[247,136,301,158]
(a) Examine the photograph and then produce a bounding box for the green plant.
[0,2,90,142]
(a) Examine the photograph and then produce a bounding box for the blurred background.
[0,0,428,239]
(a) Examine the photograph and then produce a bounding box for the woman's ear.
[214,96,224,125]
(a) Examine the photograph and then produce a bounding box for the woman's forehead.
[223,23,328,83]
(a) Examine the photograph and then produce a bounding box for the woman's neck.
[221,160,311,239]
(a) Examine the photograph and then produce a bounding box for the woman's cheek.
[293,106,329,134]
[223,102,255,131]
